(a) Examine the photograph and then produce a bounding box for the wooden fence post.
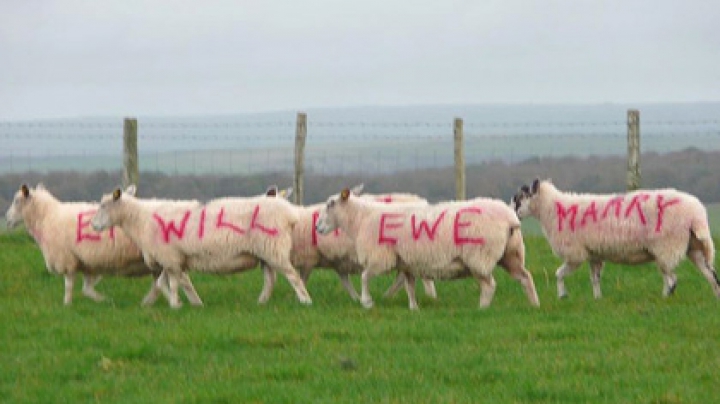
[627,110,641,191]
[454,117,466,200]
[294,112,307,205]
[123,117,139,189]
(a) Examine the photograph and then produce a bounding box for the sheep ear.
[113,188,122,201]
[125,184,137,196]
[280,188,293,199]
[340,188,351,202]
[520,185,530,194]
[20,184,30,198]
[531,178,540,194]
[265,185,278,197]
[351,183,364,196]
[36,183,46,191]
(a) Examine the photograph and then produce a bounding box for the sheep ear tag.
[340,188,350,202]
[21,184,30,198]
[113,189,122,201]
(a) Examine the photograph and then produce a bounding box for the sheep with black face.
[512,178,720,299]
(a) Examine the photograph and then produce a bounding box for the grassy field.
[1,228,719,403]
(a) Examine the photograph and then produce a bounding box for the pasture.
[1,226,719,403]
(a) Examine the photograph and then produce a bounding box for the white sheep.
[512,178,720,299]
[91,186,312,308]
[4,184,200,305]
[315,188,540,309]
[290,186,436,301]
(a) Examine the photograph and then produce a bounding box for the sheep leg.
[258,265,277,304]
[556,262,582,298]
[403,272,419,310]
[360,269,376,309]
[82,274,106,302]
[166,270,183,309]
[142,271,170,306]
[656,261,678,297]
[500,252,540,306]
[178,272,203,306]
[63,273,76,305]
[338,272,361,301]
[422,279,437,299]
[687,249,720,297]
[589,261,604,299]
[476,273,497,308]
[382,272,405,299]
[272,262,312,305]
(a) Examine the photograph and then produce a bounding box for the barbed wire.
[1,130,719,142]
[1,119,720,130]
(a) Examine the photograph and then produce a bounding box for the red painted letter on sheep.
[378,213,404,245]
[216,207,246,235]
[556,202,579,232]
[453,207,485,245]
[411,211,446,241]
[76,210,114,243]
[250,205,278,236]
[154,211,192,243]
[655,195,681,232]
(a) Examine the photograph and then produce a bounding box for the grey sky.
[1,0,718,120]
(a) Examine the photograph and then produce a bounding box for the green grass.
[1,230,719,403]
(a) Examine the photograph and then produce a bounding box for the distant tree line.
[1,148,719,213]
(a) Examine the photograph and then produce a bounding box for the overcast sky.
[1,0,718,120]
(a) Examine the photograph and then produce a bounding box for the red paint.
[655,196,681,232]
[453,207,485,245]
[554,193,683,233]
[154,211,192,243]
[250,205,278,236]
[379,213,404,245]
[602,196,623,219]
[76,210,114,243]
[411,211,446,241]
[376,196,393,203]
[556,202,579,232]
[580,201,598,227]
[216,207,245,235]
[198,208,207,239]
[624,194,650,225]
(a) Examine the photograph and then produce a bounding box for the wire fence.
[1,113,720,175]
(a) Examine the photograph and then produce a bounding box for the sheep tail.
[691,217,717,282]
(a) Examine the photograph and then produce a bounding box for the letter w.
[411,211,446,241]
[153,211,192,243]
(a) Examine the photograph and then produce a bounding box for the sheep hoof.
[361,299,374,309]
[559,293,569,299]
[86,293,106,302]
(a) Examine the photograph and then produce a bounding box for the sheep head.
[316,187,355,235]
[512,178,542,218]
[92,185,136,231]
[5,184,32,229]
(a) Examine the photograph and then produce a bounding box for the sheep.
[512,178,720,299]
[134,184,294,307]
[91,186,312,308]
[290,185,436,301]
[4,183,200,306]
[315,187,540,310]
